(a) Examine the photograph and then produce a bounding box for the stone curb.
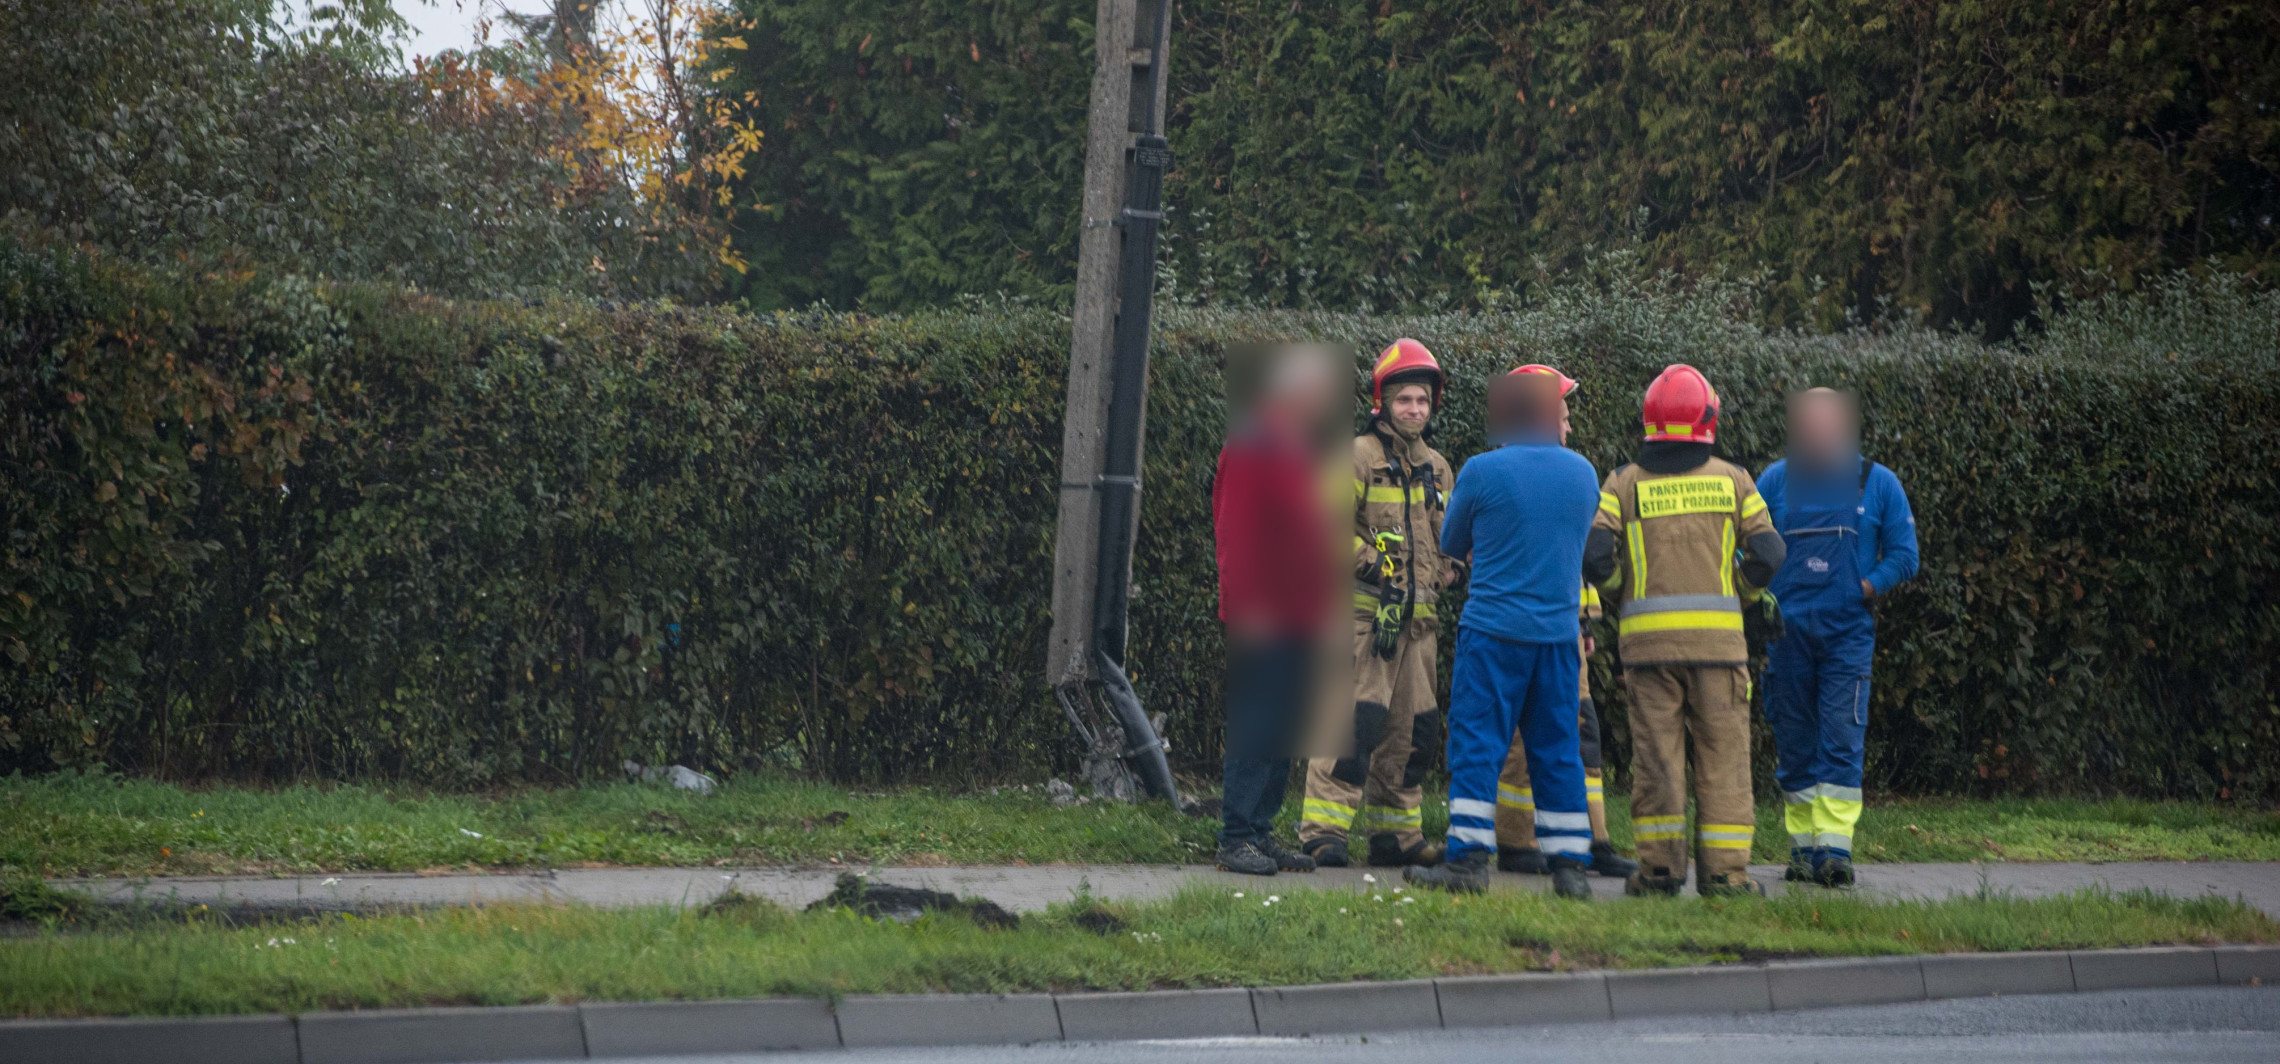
[7,945,2271,1062]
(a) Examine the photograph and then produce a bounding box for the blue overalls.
[1761,458,1875,867]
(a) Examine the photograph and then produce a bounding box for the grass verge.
[1,884,2271,1018]
[6,771,2277,878]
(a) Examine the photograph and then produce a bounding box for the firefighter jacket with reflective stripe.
[1353,425,1459,614]
[1594,456,1776,666]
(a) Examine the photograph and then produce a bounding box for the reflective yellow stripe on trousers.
[1302,797,1357,828]
[1634,814,1686,842]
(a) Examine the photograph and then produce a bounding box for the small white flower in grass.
[1400,896,1416,905]
[458,828,483,838]
[1338,908,1349,914]
[1233,892,1244,899]
[321,877,339,886]
[1393,918,1404,927]
[1267,895,1280,903]
[1373,894,1385,902]
[1361,873,1377,883]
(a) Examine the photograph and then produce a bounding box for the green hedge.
[715,0,2280,333]
[4,241,2277,797]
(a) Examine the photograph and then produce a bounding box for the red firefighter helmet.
[1370,338,1443,411]
[1641,363,1719,443]
[1508,363,1578,396]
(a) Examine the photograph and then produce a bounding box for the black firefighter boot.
[1304,836,1351,868]
[1624,865,1685,898]
[1589,840,1639,879]
[1404,849,1490,894]
[1368,832,1442,867]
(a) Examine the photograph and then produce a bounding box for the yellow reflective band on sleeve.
[1353,593,1439,619]
[1354,478,1368,501]
[1698,823,1754,850]
[1634,814,1686,841]
[1497,785,1535,811]
[1626,521,1648,599]
[1302,798,1358,828]
[1362,484,1428,505]
[1741,492,1767,519]
[1720,518,1736,597]
[1598,491,1621,517]
[1582,584,1600,609]
[1584,779,1603,796]
[1617,611,1747,635]
[1635,475,1738,519]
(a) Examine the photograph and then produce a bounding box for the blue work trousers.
[1762,608,1873,859]
[1443,628,1592,865]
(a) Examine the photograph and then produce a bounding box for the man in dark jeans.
[1212,348,1338,875]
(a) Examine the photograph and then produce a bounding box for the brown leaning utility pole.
[1047,0,1181,806]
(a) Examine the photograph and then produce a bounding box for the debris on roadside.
[623,761,718,795]
[806,872,1018,929]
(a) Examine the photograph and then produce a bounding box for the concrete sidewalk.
[54,860,2280,917]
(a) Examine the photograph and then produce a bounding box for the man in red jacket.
[1213,347,1339,875]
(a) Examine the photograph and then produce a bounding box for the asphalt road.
[568,986,2280,1064]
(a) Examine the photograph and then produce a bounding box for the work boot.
[1697,870,1766,898]
[1303,837,1350,868]
[1589,841,1639,879]
[1784,849,1817,883]
[1215,841,1278,876]
[1256,835,1316,873]
[1367,832,1441,867]
[1497,848,1549,874]
[1624,869,1684,898]
[1403,850,1490,894]
[1548,856,1593,901]
[1814,856,1857,889]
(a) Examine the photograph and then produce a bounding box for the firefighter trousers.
[1300,611,1438,851]
[1626,664,1756,888]
[1495,645,1612,849]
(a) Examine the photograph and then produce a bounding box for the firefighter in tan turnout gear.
[1582,364,1787,897]
[1492,364,1639,880]
[1298,339,1461,869]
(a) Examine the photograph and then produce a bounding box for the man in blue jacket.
[1406,372,1598,899]
[1756,388,1919,889]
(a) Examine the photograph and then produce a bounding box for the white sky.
[393,0,538,59]
[277,1,546,63]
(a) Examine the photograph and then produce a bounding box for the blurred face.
[1788,388,1860,465]
[1388,383,1433,432]
[1487,373,1560,440]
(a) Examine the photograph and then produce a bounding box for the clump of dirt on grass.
[702,888,791,927]
[806,872,1018,929]
[1068,904,1127,935]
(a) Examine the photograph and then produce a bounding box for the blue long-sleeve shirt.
[1756,457,1920,596]
[1439,433,1599,644]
